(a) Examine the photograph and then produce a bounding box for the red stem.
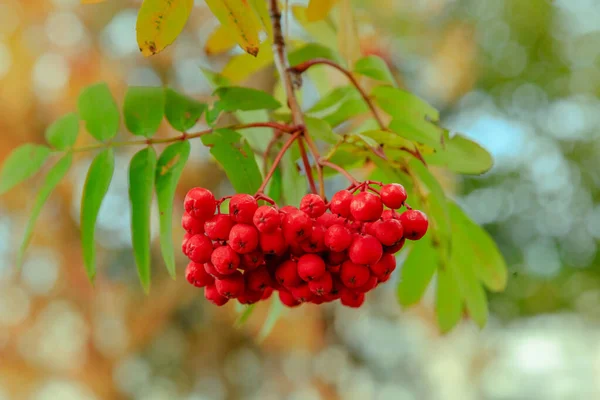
[319,160,359,186]
[257,131,302,194]
[297,138,318,195]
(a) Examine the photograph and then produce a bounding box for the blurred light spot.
[46,12,85,48]
[494,42,527,77]
[192,376,226,400]
[514,336,562,372]
[32,379,97,400]
[100,10,139,58]
[313,346,349,385]
[113,356,152,396]
[127,66,162,87]
[224,347,262,389]
[282,350,313,384]
[376,384,415,400]
[0,43,12,79]
[0,286,30,326]
[479,20,510,53]
[93,314,129,357]
[523,239,561,277]
[173,59,212,94]
[0,1,21,36]
[288,387,321,400]
[33,53,70,101]
[21,248,60,295]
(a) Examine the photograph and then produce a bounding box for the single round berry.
[355,275,378,293]
[229,194,258,224]
[259,228,288,256]
[237,290,263,305]
[279,205,297,214]
[262,287,274,300]
[279,289,301,307]
[325,278,346,301]
[316,213,346,228]
[204,214,234,241]
[181,232,193,256]
[373,219,404,246]
[340,291,365,308]
[324,224,353,252]
[400,210,429,240]
[275,260,302,288]
[350,192,383,222]
[240,251,264,271]
[326,263,341,274]
[228,224,259,254]
[282,209,312,242]
[290,284,314,303]
[205,284,229,306]
[308,272,333,296]
[300,194,327,218]
[301,224,327,253]
[297,254,327,281]
[245,266,273,292]
[384,238,406,254]
[184,188,216,221]
[330,190,354,217]
[328,251,347,266]
[204,262,228,279]
[182,212,204,234]
[185,262,214,287]
[380,183,407,209]
[215,271,245,298]
[211,245,240,275]
[340,261,370,288]
[370,253,397,280]
[361,221,377,236]
[349,235,383,266]
[186,234,213,264]
[253,205,281,233]
[381,209,401,221]
[311,296,325,305]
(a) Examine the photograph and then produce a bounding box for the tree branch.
[297,138,319,195]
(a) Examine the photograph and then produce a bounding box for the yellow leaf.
[204,0,262,57]
[337,0,361,65]
[292,6,338,51]
[306,0,338,22]
[136,0,194,56]
[248,0,272,38]
[204,24,237,55]
[222,41,273,83]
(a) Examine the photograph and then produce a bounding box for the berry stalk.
[256,130,303,194]
[297,138,319,195]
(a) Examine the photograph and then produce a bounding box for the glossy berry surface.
[380,183,407,209]
[400,210,429,240]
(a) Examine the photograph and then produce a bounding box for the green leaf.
[425,133,494,175]
[17,153,72,267]
[124,86,166,138]
[129,147,158,292]
[373,86,439,122]
[202,129,262,194]
[354,56,395,85]
[205,105,223,127]
[388,118,444,151]
[0,144,51,195]
[436,266,463,333]
[45,113,79,150]
[200,67,231,89]
[323,98,368,127]
[80,149,115,282]
[259,296,284,341]
[235,304,256,327]
[307,86,358,114]
[304,116,338,144]
[213,86,281,112]
[77,83,120,142]
[288,43,341,66]
[267,167,282,203]
[448,201,507,292]
[248,0,272,37]
[155,141,190,278]
[136,0,194,56]
[281,143,305,206]
[164,88,206,132]
[292,5,338,51]
[235,110,271,153]
[397,238,438,306]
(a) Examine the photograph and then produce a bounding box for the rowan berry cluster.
[181,182,428,308]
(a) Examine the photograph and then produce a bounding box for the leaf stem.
[319,159,359,186]
[256,130,302,194]
[263,131,284,175]
[297,138,318,195]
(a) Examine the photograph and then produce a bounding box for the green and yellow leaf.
[136,0,194,56]
[204,0,262,56]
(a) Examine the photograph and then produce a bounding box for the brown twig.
[319,159,359,186]
[297,138,318,195]
[256,131,302,194]
[262,131,283,175]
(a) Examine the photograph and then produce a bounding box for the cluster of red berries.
[181,182,428,308]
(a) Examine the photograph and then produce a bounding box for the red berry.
[229,194,258,224]
[312,296,325,305]
[316,213,346,228]
[309,272,333,296]
[238,290,263,305]
[211,245,240,275]
[326,263,341,274]
[204,214,234,241]
[381,209,401,221]
[228,224,259,254]
[182,212,204,234]
[340,291,365,308]
[275,260,302,288]
[324,224,353,252]
[324,278,346,301]
[297,254,326,281]
[330,190,353,217]
[340,261,370,288]
[328,251,347,266]
[184,188,216,221]
[245,266,273,292]
[205,284,229,306]
[204,262,228,279]
[400,210,428,240]
[181,232,193,256]
[262,287,274,300]
[350,192,383,222]
[289,241,305,257]
[259,228,288,256]
[279,205,297,214]
[361,222,377,236]
[240,251,264,271]
[282,209,312,242]
[349,235,383,266]
[253,205,281,233]
[370,253,396,280]
[380,183,407,209]
[384,238,406,254]
[290,284,314,303]
[373,219,404,246]
[185,262,214,287]
[355,275,378,293]
[279,289,301,307]
[215,271,245,298]
[300,194,327,218]
[301,224,327,253]
[186,234,213,264]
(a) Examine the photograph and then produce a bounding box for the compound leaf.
[164,88,206,132]
[124,86,165,138]
[45,113,79,150]
[214,86,281,112]
[78,83,119,142]
[0,144,51,195]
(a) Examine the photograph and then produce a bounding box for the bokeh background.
[1,0,600,399]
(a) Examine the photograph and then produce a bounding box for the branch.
[319,159,359,186]
[257,130,302,194]
[297,138,319,195]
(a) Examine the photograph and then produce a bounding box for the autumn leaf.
[306,0,338,21]
[204,0,262,57]
[136,0,194,56]
[204,24,237,55]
